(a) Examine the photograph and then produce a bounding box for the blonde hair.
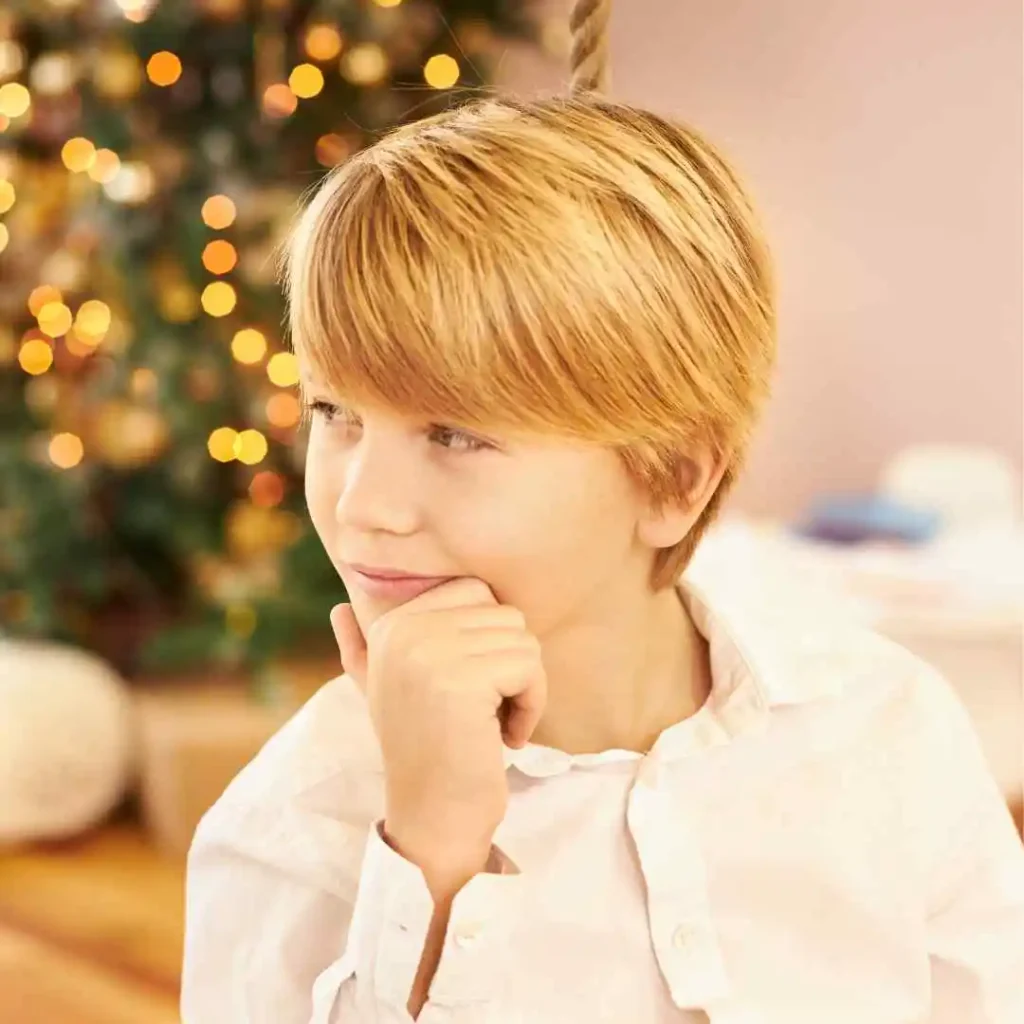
[282,92,775,588]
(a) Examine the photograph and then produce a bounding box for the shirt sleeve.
[919,670,1024,1024]
[182,808,524,1024]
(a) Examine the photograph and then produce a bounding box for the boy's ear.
[636,443,730,550]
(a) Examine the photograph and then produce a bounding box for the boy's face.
[302,380,656,638]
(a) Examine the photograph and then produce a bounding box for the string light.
[266,392,301,428]
[87,149,121,183]
[49,433,84,469]
[61,137,96,172]
[201,281,237,317]
[424,54,460,89]
[266,352,299,387]
[262,83,297,118]
[201,194,236,229]
[18,338,54,375]
[289,63,324,99]
[202,239,238,275]
[146,51,182,87]
[340,44,388,86]
[37,301,73,338]
[304,25,343,62]
[233,429,268,465]
[0,83,31,119]
[28,286,62,317]
[0,180,15,214]
[231,328,266,364]
[207,426,238,462]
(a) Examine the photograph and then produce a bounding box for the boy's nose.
[334,444,420,537]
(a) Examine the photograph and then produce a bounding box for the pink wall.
[502,0,1023,518]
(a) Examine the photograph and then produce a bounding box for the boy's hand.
[331,578,547,892]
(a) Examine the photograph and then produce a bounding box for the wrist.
[381,819,495,899]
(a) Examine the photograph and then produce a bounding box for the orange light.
[87,148,121,183]
[249,470,286,508]
[266,352,299,387]
[201,239,238,275]
[266,392,301,428]
[61,136,96,172]
[28,285,62,317]
[424,53,460,89]
[288,63,324,99]
[262,82,298,118]
[0,179,15,214]
[201,281,237,317]
[233,429,268,465]
[231,328,267,364]
[315,133,350,167]
[304,24,343,62]
[37,301,73,338]
[0,83,31,118]
[18,338,54,375]
[201,194,236,229]
[207,426,238,462]
[49,432,84,469]
[146,51,182,87]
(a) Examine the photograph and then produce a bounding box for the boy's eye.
[307,399,357,426]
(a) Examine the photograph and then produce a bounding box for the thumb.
[331,603,368,690]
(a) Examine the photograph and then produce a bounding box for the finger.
[331,603,368,690]
[481,651,548,748]
[402,576,497,614]
[449,605,527,632]
[455,628,538,657]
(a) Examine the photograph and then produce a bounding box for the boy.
[181,94,1024,1022]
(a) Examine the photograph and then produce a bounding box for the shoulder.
[188,675,384,890]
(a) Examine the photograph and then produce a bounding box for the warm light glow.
[37,301,73,338]
[103,162,155,203]
[424,53,460,89]
[130,367,158,399]
[201,194,236,229]
[202,239,237,275]
[305,24,343,62]
[28,285,62,317]
[266,392,301,428]
[0,180,15,214]
[75,299,112,336]
[61,136,96,172]
[231,328,267,364]
[373,0,403,7]
[49,432,84,469]
[315,133,350,167]
[249,470,286,508]
[146,51,182,87]
[65,329,98,357]
[0,83,31,119]
[266,352,299,387]
[201,281,237,317]
[31,52,76,96]
[262,82,298,118]
[233,429,268,465]
[207,426,238,462]
[87,148,121,183]
[289,63,324,99]
[0,224,8,254]
[0,41,25,79]
[340,43,388,85]
[18,338,54,375]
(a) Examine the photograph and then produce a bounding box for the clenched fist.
[331,577,547,891]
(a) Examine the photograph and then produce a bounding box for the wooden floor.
[0,823,184,1024]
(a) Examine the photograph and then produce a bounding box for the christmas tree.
[0,0,539,680]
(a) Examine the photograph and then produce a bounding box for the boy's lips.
[343,563,454,602]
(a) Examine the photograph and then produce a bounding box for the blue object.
[793,495,941,546]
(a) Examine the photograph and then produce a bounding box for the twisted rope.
[568,0,612,94]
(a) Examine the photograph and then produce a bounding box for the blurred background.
[0,1,1020,1021]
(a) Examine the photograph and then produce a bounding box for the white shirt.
[181,570,1024,1023]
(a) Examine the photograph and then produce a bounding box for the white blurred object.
[0,640,135,845]
[880,444,1021,529]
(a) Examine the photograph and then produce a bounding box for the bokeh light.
[202,239,238,275]
[266,392,302,428]
[201,281,237,317]
[49,432,84,469]
[0,224,8,254]
[289,63,324,99]
[233,428,268,465]
[231,328,266,364]
[201,194,236,229]
[62,136,96,172]
[28,285,62,317]
[0,180,15,214]
[249,470,286,508]
[305,25,343,62]
[37,302,74,338]
[87,148,121,183]
[262,82,298,118]
[340,44,388,85]
[146,51,182,87]
[315,133,351,167]
[266,352,299,387]
[19,338,54,375]
[424,54,460,89]
[75,299,112,336]
[207,426,238,462]
[0,83,31,119]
